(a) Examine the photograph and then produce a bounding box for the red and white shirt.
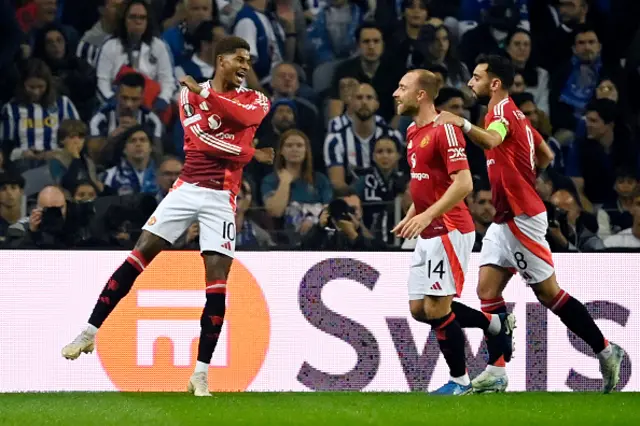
[484,97,546,223]
[406,121,474,239]
[178,81,270,195]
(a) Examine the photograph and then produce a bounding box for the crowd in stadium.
[0,0,639,251]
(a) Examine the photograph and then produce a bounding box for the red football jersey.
[483,97,546,223]
[406,121,475,239]
[178,81,270,195]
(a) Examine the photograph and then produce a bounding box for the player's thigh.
[133,230,171,261]
[423,295,455,320]
[478,223,514,299]
[505,214,555,286]
[202,251,234,282]
[142,183,199,245]
[197,189,237,258]
[409,299,427,322]
[414,230,472,299]
[407,238,429,302]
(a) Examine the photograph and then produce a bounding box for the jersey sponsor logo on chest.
[410,172,430,181]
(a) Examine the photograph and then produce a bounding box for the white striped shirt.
[324,113,403,172]
[89,102,163,140]
[0,96,79,157]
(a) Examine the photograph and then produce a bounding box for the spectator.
[418,24,471,92]
[96,0,176,114]
[269,63,320,142]
[76,0,124,67]
[233,0,294,90]
[33,23,97,121]
[262,129,332,243]
[548,188,604,252]
[597,167,637,239]
[163,0,214,67]
[155,155,183,202]
[304,0,364,67]
[324,83,403,190]
[468,179,495,252]
[26,0,78,51]
[459,0,521,72]
[299,187,386,250]
[354,136,408,245]
[0,59,79,171]
[237,179,276,247]
[102,126,159,196]
[5,185,72,249]
[549,25,605,134]
[458,0,530,34]
[88,72,163,164]
[71,180,98,202]
[249,99,298,187]
[504,28,549,114]
[328,23,403,121]
[566,99,639,210]
[0,172,26,244]
[174,20,227,83]
[603,193,640,249]
[49,119,104,195]
[386,0,430,70]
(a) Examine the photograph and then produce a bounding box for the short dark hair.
[334,187,359,199]
[615,166,636,181]
[511,92,535,108]
[573,24,598,44]
[58,119,87,142]
[118,72,146,89]
[473,177,491,196]
[192,20,215,52]
[356,22,383,42]
[401,0,429,11]
[435,87,464,107]
[586,98,617,124]
[0,172,26,190]
[475,54,515,89]
[214,36,250,60]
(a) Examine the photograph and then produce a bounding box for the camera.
[328,198,356,223]
[40,206,65,233]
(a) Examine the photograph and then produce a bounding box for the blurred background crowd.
[1,0,639,251]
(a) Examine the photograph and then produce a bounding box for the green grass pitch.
[0,392,638,426]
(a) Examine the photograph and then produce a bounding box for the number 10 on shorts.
[222,221,236,241]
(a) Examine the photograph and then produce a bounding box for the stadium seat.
[21,165,55,197]
[312,59,345,95]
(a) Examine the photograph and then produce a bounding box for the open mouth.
[235,70,247,81]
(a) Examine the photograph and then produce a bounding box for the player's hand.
[29,208,43,233]
[391,216,410,237]
[179,75,201,94]
[254,147,275,164]
[400,211,433,239]
[434,111,465,128]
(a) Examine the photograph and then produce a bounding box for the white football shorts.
[478,212,555,284]
[407,229,475,300]
[142,179,236,257]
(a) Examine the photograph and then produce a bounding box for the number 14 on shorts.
[428,259,445,279]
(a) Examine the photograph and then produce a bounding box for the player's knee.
[423,296,452,320]
[476,283,502,301]
[531,275,561,307]
[134,231,168,261]
[203,252,233,281]
[409,300,428,322]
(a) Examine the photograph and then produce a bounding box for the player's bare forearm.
[535,140,554,169]
[466,125,503,150]
[425,169,473,220]
[405,203,416,219]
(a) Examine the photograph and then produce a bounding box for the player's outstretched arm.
[434,111,504,150]
[391,203,416,237]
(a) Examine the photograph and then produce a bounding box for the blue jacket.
[305,4,362,67]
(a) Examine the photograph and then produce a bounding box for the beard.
[355,108,373,121]
[472,91,491,106]
[275,119,295,133]
[399,104,419,117]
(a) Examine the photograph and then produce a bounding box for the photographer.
[6,186,74,249]
[299,188,387,250]
[547,189,604,252]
